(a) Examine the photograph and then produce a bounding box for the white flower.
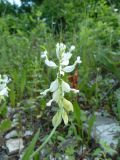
[70,88,79,93]
[56,43,66,59]
[40,89,50,96]
[0,87,9,97]
[0,75,10,84]
[61,52,72,66]
[46,99,54,106]
[41,51,47,58]
[62,81,70,92]
[70,45,75,52]
[49,79,58,92]
[62,56,81,73]
[45,59,57,68]
[53,89,61,103]
[114,8,118,12]
[76,56,81,64]
[0,74,10,102]
[40,79,58,96]
[3,75,10,83]
[40,43,81,127]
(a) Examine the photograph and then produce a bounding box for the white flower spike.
[30,43,82,158]
[41,43,81,126]
[0,74,10,102]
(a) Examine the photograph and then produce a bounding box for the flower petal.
[70,88,79,93]
[62,56,81,73]
[61,60,69,66]
[0,87,8,97]
[76,56,82,64]
[61,52,72,66]
[56,43,66,59]
[62,64,75,73]
[45,59,57,68]
[50,79,58,92]
[70,45,75,52]
[53,89,60,102]
[41,51,47,58]
[62,81,70,92]
[46,99,54,106]
[40,89,50,96]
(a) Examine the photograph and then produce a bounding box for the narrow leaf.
[62,110,68,125]
[63,98,73,112]
[52,111,62,127]
[22,129,40,160]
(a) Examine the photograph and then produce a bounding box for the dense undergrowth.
[0,0,120,159]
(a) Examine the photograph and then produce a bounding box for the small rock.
[78,146,86,156]
[0,151,8,160]
[5,130,17,140]
[6,138,24,155]
[92,111,120,150]
[13,114,19,119]
[24,130,33,137]
[12,118,18,123]
[12,118,19,127]
[7,107,15,115]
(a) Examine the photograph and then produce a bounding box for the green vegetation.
[0,0,120,159]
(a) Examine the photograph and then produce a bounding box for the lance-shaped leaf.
[22,129,40,160]
[62,110,68,125]
[63,98,74,112]
[52,111,62,127]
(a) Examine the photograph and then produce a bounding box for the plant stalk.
[30,125,58,159]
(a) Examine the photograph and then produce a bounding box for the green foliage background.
[0,0,119,106]
[0,0,120,159]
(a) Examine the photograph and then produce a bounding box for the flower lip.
[50,79,58,92]
[45,59,57,68]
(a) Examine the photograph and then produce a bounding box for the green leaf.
[52,111,62,127]
[0,119,11,134]
[73,102,81,124]
[62,110,68,125]
[93,148,102,156]
[22,129,40,160]
[87,114,96,140]
[0,103,7,117]
[100,140,117,155]
[63,98,73,112]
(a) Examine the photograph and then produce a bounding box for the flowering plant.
[41,43,81,126]
[0,74,10,103]
[30,43,81,158]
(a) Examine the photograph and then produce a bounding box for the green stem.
[30,125,58,159]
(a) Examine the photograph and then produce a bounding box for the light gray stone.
[5,130,17,140]
[6,138,24,155]
[24,130,33,137]
[92,112,120,149]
